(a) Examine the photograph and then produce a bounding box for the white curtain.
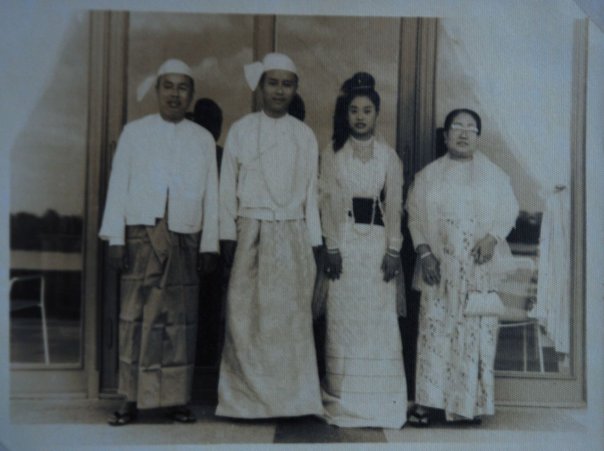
[532,189,571,354]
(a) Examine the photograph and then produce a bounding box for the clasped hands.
[108,245,219,274]
[323,248,401,282]
[419,234,497,286]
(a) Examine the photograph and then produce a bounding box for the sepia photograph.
[1,0,603,450]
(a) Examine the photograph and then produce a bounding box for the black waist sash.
[349,197,384,226]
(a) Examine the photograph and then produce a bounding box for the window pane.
[10,12,89,366]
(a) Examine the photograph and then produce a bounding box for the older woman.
[406,109,519,426]
[319,72,407,428]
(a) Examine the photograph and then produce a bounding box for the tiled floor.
[3,398,598,451]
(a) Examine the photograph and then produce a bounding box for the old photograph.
[1,0,603,450]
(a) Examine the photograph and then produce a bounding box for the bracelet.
[419,251,432,259]
[386,249,400,258]
[326,248,340,254]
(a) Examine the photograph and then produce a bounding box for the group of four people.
[99,52,519,429]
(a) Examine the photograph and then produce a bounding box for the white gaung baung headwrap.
[136,58,194,102]
[243,53,298,91]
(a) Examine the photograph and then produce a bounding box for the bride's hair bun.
[342,72,376,94]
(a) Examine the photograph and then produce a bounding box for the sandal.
[107,409,137,426]
[407,409,431,428]
[167,407,196,423]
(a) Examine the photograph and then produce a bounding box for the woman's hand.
[471,234,497,265]
[324,250,343,280]
[381,252,402,282]
[417,245,440,285]
[108,245,129,271]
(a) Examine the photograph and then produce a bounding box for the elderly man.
[99,59,219,426]
[216,53,323,418]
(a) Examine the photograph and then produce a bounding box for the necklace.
[350,135,374,163]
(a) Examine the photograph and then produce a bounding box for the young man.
[99,59,219,426]
[216,53,323,418]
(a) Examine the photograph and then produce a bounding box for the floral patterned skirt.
[415,283,498,420]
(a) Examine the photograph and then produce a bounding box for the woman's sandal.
[167,407,196,423]
[107,409,137,426]
[407,409,431,428]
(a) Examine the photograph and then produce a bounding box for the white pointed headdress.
[243,53,298,91]
[136,59,194,102]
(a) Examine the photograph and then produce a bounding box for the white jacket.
[219,111,322,246]
[99,114,219,253]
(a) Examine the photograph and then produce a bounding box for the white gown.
[319,137,407,429]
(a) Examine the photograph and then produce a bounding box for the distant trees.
[11,210,82,252]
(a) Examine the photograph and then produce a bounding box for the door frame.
[93,10,130,397]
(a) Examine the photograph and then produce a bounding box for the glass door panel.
[10,12,90,370]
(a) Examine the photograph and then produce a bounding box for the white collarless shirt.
[219,111,322,246]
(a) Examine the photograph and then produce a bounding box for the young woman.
[319,72,407,428]
[406,109,519,426]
